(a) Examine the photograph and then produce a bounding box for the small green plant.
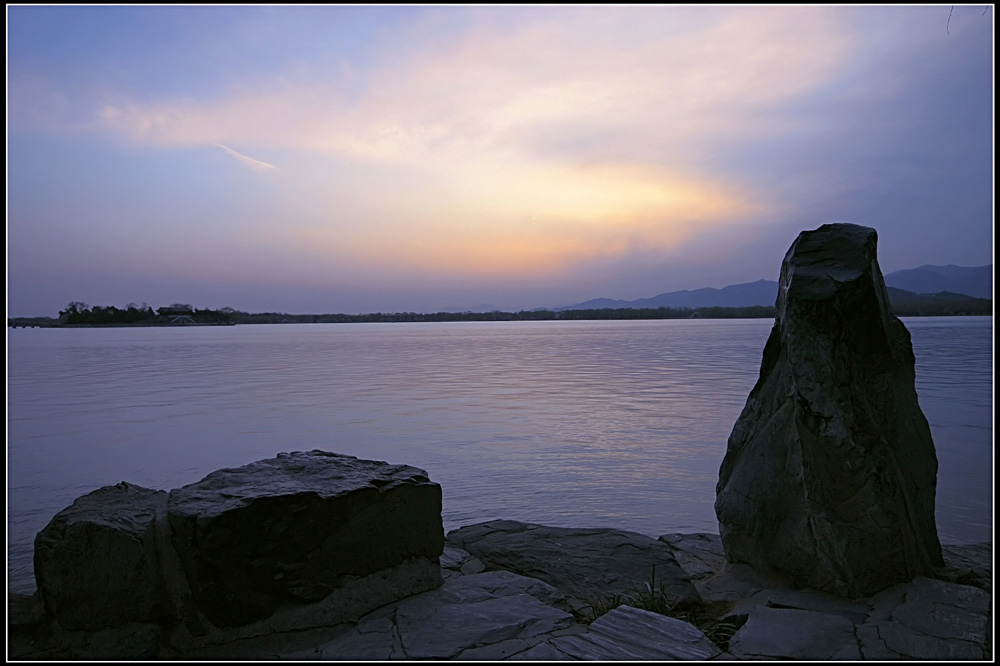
[585,592,628,623]
[585,563,740,652]
[585,564,693,623]
[700,619,741,652]
[635,565,688,616]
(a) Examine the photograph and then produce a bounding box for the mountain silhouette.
[555,265,991,310]
[883,264,992,299]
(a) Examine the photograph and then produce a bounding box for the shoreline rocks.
[33,482,170,632]
[447,520,700,618]
[166,451,444,628]
[18,451,445,659]
[9,517,991,660]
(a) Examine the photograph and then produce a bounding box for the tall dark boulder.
[715,223,943,597]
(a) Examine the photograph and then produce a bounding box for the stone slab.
[505,640,574,660]
[858,576,990,660]
[729,606,861,660]
[448,520,699,617]
[319,617,396,661]
[396,593,574,659]
[940,542,992,591]
[551,605,720,660]
[726,587,870,625]
[658,532,727,582]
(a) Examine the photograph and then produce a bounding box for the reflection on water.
[6,317,992,594]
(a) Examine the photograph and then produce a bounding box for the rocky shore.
[7,459,992,661]
[8,223,993,661]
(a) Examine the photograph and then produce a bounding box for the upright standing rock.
[715,223,943,597]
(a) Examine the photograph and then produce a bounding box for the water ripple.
[6,317,992,594]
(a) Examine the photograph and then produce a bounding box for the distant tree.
[119,302,153,323]
[59,301,91,323]
[157,303,194,317]
[217,306,241,323]
[60,301,88,316]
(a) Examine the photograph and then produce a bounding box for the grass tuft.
[584,564,742,652]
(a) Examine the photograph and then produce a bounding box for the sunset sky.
[6,5,994,316]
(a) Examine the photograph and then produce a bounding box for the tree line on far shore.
[236,305,780,324]
[55,302,239,326]
[6,291,992,328]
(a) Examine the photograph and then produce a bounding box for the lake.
[6,316,993,595]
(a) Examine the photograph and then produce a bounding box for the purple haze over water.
[6,317,992,594]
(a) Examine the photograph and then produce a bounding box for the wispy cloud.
[55,8,956,279]
[214,143,279,171]
[87,7,849,276]
[95,8,849,164]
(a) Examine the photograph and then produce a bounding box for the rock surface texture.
[10,527,991,660]
[167,450,444,628]
[33,482,169,632]
[447,520,700,616]
[17,451,445,658]
[715,223,944,596]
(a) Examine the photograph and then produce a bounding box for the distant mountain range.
[556,279,779,311]
[555,264,992,311]
[882,264,992,300]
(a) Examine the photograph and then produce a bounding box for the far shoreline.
[7,308,993,329]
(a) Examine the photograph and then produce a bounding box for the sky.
[6,5,994,316]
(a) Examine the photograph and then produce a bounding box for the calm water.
[6,317,993,594]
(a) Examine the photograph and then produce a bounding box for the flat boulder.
[658,532,727,583]
[728,606,861,660]
[940,542,992,591]
[439,545,486,579]
[319,571,575,661]
[447,520,699,617]
[33,482,170,631]
[715,223,943,596]
[167,450,444,627]
[857,576,991,660]
[550,606,721,660]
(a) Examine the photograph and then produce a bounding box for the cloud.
[94,8,848,162]
[214,143,279,171]
[83,8,853,276]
